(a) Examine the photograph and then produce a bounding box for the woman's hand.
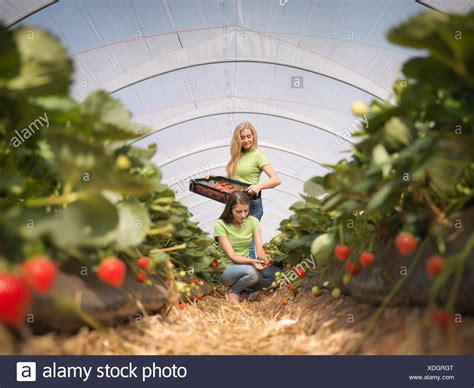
[252,259,267,271]
[246,184,262,195]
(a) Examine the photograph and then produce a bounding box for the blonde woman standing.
[210,121,281,258]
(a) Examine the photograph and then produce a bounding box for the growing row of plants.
[0,26,220,326]
[267,11,474,319]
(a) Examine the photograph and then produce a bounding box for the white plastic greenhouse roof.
[2,0,473,241]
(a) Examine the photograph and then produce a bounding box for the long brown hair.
[219,191,251,224]
[226,121,258,177]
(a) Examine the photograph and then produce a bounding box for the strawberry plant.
[270,11,474,316]
[0,25,220,325]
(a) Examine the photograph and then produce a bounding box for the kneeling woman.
[214,191,278,303]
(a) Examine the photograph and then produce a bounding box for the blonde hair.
[226,122,258,177]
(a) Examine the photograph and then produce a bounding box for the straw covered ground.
[2,288,473,355]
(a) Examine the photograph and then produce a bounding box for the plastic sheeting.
[0,0,55,27]
[4,0,469,240]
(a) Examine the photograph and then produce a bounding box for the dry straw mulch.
[2,289,473,355]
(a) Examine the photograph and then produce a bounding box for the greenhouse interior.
[0,0,473,357]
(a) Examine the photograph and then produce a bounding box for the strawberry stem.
[25,192,86,207]
[149,243,187,253]
[446,232,474,311]
[339,223,344,244]
[342,237,428,355]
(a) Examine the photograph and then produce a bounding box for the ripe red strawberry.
[137,256,150,270]
[21,256,57,295]
[426,255,446,278]
[359,251,375,268]
[287,283,294,290]
[395,232,418,256]
[135,271,148,283]
[193,278,200,286]
[335,245,351,261]
[97,257,126,288]
[0,274,31,326]
[178,303,187,310]
[196,293,204,301]
[431,311,456,330]
[295,267,306,277]
[345,262,361,277]
[281,298,288,306]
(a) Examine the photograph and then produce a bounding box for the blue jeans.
[219,264,280,293]
[219,264,262,293]
[249,198,263,258]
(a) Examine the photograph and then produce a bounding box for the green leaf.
[383,117,411,148]
[149,251,170,263]
[81,91,150,140]
[323,168,365,190]
[7,28,72,96]
[387,11,474,85]
[402,57,463,89]
[321,192,345,212]
[289,201,306,211]
[372,143,391,178]
[44,130,111,182]
[0,28,20,82]
[3,206,56,241]
[115,202,150,249]
[44,130,154,195]
[49,196,119,248]
[387,11,450,51]
[303,177,326,197]
[366,182,395,211]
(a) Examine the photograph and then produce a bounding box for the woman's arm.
[252,229,270,261]
[217,236,264,265]
[247,164,281,194]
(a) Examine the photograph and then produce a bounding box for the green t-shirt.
[231,148,269,185]
[214,216,260,264]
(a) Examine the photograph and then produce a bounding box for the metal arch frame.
[189,198,291,221]
[4,0,58,28]
[415,0,445,13]
[191,209,288,225]
[111,59,384,99]
[133,95,358,121]
[158,142,332,169]
[197,211,285,229]
[179,187,302,203]
[188,195,295,213]
[129,110,354,146]
[165,163,307,187]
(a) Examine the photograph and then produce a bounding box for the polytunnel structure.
[1,0,471,242]
[1,0,474,363]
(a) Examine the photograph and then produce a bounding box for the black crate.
[189,176,261,204]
